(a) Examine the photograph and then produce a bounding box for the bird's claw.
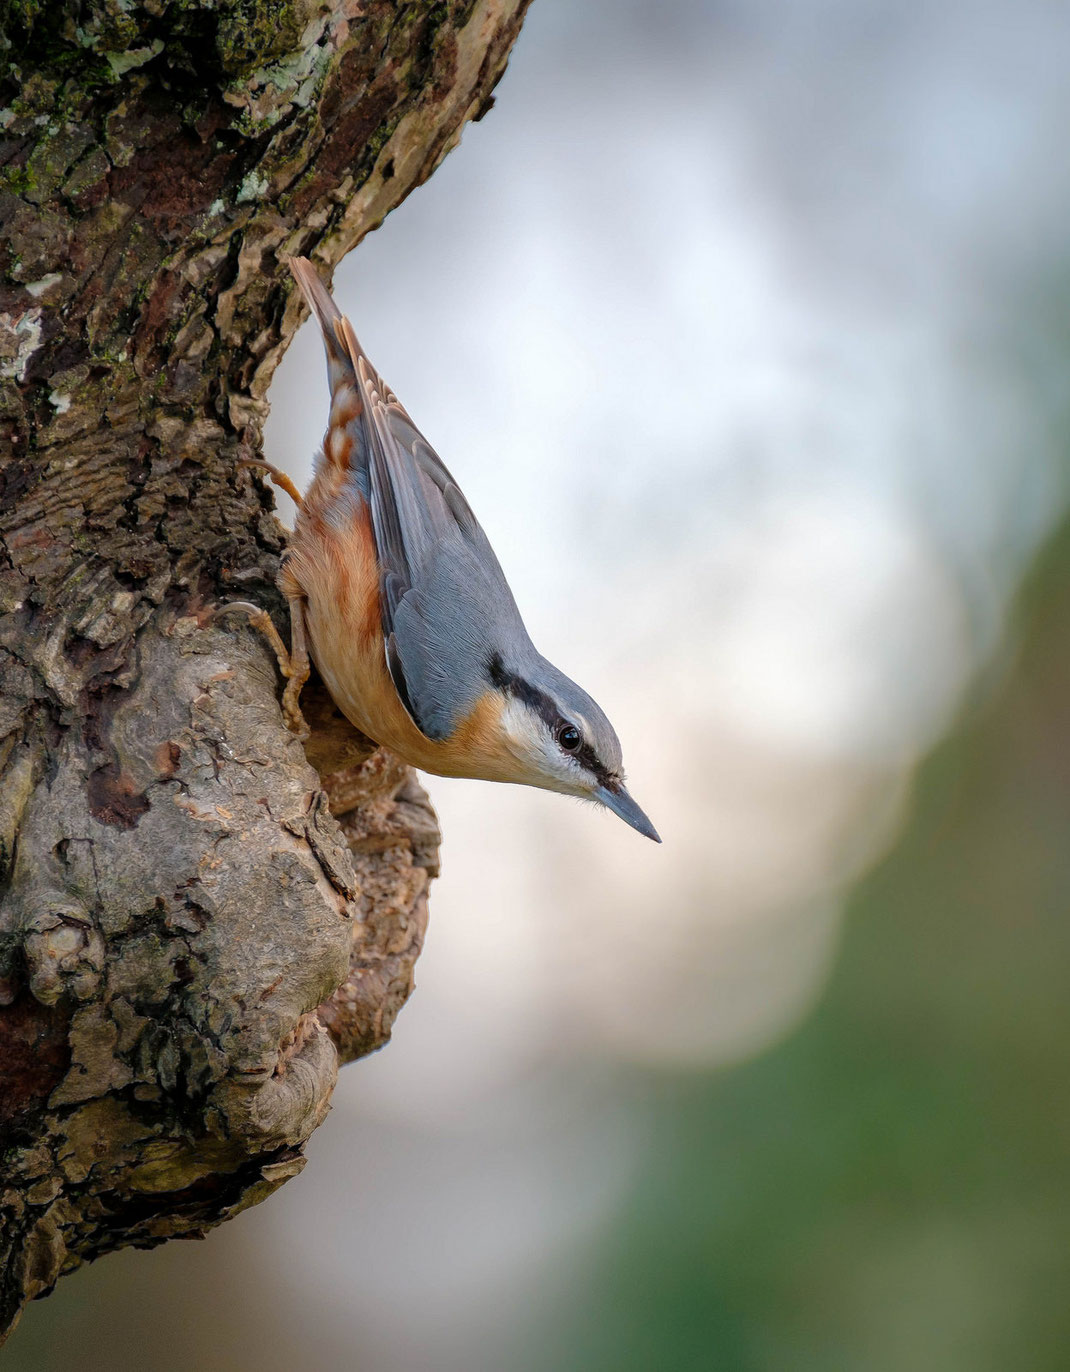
[281,679,312,742]
[215,600,312,741]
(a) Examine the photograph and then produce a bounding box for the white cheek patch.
[499,698,590,793]
[499,697,548,759]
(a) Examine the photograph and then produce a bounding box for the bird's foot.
[215,601,312,742]
[239,459,305,508]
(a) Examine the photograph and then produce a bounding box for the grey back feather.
[329,308,535,739]
[291,258,622,763]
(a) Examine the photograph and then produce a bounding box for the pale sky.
[256,0,1070,1364]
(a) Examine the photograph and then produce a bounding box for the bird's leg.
[280,594,311,738]
[239,458,305,508]
[215,598,311,741]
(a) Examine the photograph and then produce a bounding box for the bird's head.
[484,653,660,841]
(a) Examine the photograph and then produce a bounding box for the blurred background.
[10,0,1070,1367]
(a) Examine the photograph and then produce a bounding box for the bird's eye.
[556,723,582,753]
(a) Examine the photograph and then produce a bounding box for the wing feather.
[290,262,528,738]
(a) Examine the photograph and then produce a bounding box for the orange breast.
[282,467,516,782]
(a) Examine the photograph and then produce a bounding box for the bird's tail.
[289,256,340,332]
[287,256,358,397]
[288,256,379,474]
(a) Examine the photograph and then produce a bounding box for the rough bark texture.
[0,0,530,1341]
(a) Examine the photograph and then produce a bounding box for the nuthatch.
[232,258,659,842]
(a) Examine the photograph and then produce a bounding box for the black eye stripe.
[571,739,605,779]
[485,653,614,787]
[486,653,557,729]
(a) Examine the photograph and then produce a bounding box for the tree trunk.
[0,0,530,1342]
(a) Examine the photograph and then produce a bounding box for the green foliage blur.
[523,516,1070,1372]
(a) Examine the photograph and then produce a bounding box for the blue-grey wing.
[288,259,533,739]
[343,331,528,740]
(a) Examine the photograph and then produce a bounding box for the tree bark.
[0,0,530,1341]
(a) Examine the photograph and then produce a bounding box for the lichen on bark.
[0,0,531,1343]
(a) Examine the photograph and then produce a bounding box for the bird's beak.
[595,783,661,842]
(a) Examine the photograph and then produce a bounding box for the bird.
[230,257,659,842]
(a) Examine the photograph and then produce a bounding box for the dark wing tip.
[385,631,419,724]
[386,629,448,742]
